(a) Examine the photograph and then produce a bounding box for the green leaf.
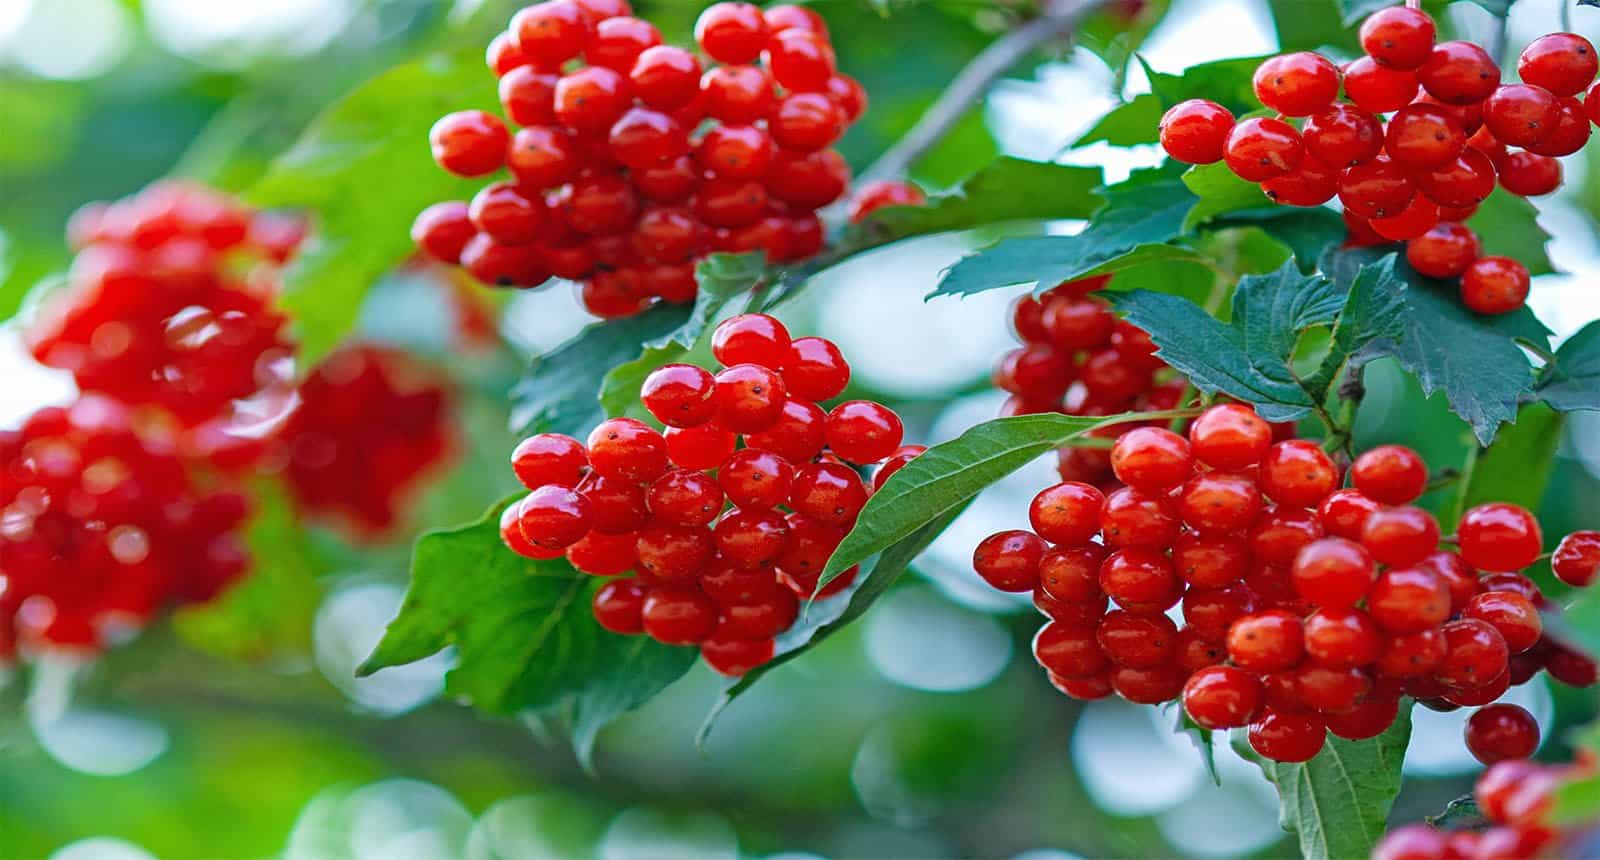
[1211,207,1347,274]
[1468,189,1555,276]
[509,305,692,436]
[1172,706,1220,785]
[1076,55,1267,149]
[1427,796,1487,830]
[929,165,1202,298]
[1554,722,1600,824]
[1108,257,1406,422]
[1539,320,1600,412]
[1338,0,1512,26]
[1183,163,1270,228]
[246,47,494,365]
[859,157,1104,241]
[1076,0,1172,88]
[1235,703,1414,860]
[1328,247,1548,445]
[1269,0,1361,53]
[1445,403,1564,531]
[360,499,696,766]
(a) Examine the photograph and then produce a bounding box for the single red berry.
[1459,502,1543,571]
[511,0,592,67]
[973,529,1046,592]
[1034,622,1111,679]
[1251,506,1326,566]
[429,111,508,177]
[1405,222,1481,279]
[1465,703,1540,765]
[1483,83,1560,148]
[1099,548,1182,613]
[1253,51,1341,116]
[694,176,769,228]
[714,364,788,433]
[1368,566,1451,633]
[847,180,926,223]
[825,401,904,465]
[1029,482,1105,546]
[506,126,581,190]
[577,472,649,534]
[779,337,850,401]
[517,485,594,548]
[1386,103,1466,170]
[1111,664,1187,705]
[743,399,827,464]
[1303,103,1384,167]
[1415,148,1497,208]
[872,445,925,491]
[1158,98,1235,164]
[487,31,531,76]
[1227,609,1305,673]
[1362,505,1441,567]
[765,29,835,92]
[1498,151,1563,196]
[628,44,701,110]
[608,107,688,169]
[1464,591,1542,654]
[512,433,588,489]
[1339,156,1417,220]
[1294,663,1373,712]
[553,66,632,134]
[1178,472,1263,535]
[764,3,826,36]
[1259,439,1340,508]
[719,448,795,511]
[1460,256,1531,315]
[1377,627,1447,677]
[775,512,845,580]
[586,417,668,483]
[1317,488,1380,540]
[593,579,647,633]
[701,635,775,676]
[714,508,791,569]
[1351,445,1428,505]
[586,16,661,72]
[1223,116,1303,181]
[566,530,637,575]
[502,499,564,559]
[1326,694,1401,740]
[694,2,768,64]
[1419,41,1500,105]
[694,124,774,180]
[700,64,774,124]
[461,234,547,288]
[1110,427,1192,491]
[499,66,559,126]
[1263,156,1340,207]
[1039,544,1108,603]
[1344,56,1420,113]
[712,313,790,369]
[1291,537,1375,610]
[469,181,548,246]
[664,422,736,471]
[1174,531,1251,588]
[1100,486,1181,549]
[1248,709,1326,763]
[639,364,717,428]
[1519,33,1598,97]
[1526,95,1592,157]
[1370,192,1441,242]
[789,461,867,526]
[1477,759,1541,824]
[1360,6,1436,69]
[1183,665,1264,730]
[1097,609,1178,669]
[1437,618,1510,689]
[645,469,724,529]
[642,586,718,644]
[764,147,849,209]
[1188,403,1272,470]
[1303,607,1382,668]
[770,92,844,152]
[1553,530,1600,587]
[411,201,476,264]
[634,522,714,582]
[562,170,642,234]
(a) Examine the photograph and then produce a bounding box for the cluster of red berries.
[1159,7,1599,315]
[498,313,919,676]
[411,0,868,318]
[971,402,1600,763]
[1374,751,1599,860]
[0,397,252,659]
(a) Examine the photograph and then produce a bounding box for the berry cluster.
[499,313,918,676]
[412,1,867,318]
[273,344,457,539]
[1375,750,1599,860]
[0,397,251,658]
[971,403,1599,763]
[1159,8,1599,315]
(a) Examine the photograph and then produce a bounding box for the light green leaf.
[1468,189,1555,276]
[1445,403,1564,531]
[1538,320,1600,412]
[1183,162,1270,228]
[858,157,1104,241]
[1075,55,1268,149]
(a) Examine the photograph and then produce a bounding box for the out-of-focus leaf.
[1328,247,1548,445]
[360,499,695,766]
[1268,0,1360,53]
[1075,55,1267,148]
[1427,796,1487,829]
[1109,257,1406,422]
[859,158,1104,241]
[1468,189,1555,276]
[247,47,493,365]
[1077,0,1172,87]
[1234,703,1414,860]
[1338,0,1511,25]
[1538,320,1600,412]
[930,165,1201,297]
[1445,403,1564,531]
[1173,707,1219,785]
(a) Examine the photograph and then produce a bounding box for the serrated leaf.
[1109,258,1405,422]
[930,166,1202,298]
[1327,247,1547,445]
[509,305,692,436]
[1445,403,1563,531]
[1539,320,1600,412]
[247,47,492,365]
[1468,189,1555,276]
[859,158,1104,241]
[1212,207,1347,274]
[1234,702,1414,860]
[360,499,696,766]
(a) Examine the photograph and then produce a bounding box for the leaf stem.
[1426,468,1463,492]
[855,0,1111,186]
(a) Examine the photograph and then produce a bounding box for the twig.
[856,0,1112,186]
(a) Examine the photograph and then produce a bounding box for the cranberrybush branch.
[855,0,1112,185]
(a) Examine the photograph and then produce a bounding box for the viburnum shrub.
[411,0,873,318]
[1158,10,1598,315]
[972,403,1597,764]
[498,312,918,676]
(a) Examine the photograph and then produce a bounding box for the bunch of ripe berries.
[971,402,1600,763]
[412,0,867,318]
[1158,5,1599,315]
[498,313,921,675]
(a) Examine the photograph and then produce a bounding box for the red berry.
[487,31,531,76]
[411,201,476,264]
[694,2,768,64]
[872,445,924,491]
[780,337,850,401]
[719,448,794,511]
[639,364,716,428]
[1377,627,1447,678]
[586,417,668,483]
[586,16,661,72]
[462,234,547,288]
[1326,694,1400,740]
[788,461,867,526]
[1405,222,1481,279]
[1188,404,1272,470]
[1368,566,1451,633]
[694,124,774,180]
[593,579,646,633]
[646,469,724,530]
[1386,103,1466,170]
[1369,193,1440,242]
[1518,32,1598,97]
[765,29,835,92]
[701,635,775,676]
[973,529,1046,592]
[1362,506,1440,568]
[641,586,717,644]
[1111,664,1187,705]
[469,182,547,245]
[628,44,701,110]
[1097,609,1177,668]
[512,433,588,489]
[1317,488,1380,540]
[1039,544,1107,603]
[1223,117,1303,181]
[1372,825,1447,860]
[714,508,790,569]
[1109,427,1192,491]
[775,513,845,582]
[1034,622,1111,680]
[1464,703,1540,765]
[1252,506,1326,566]
[502,498,563,559]
[763,4,827,36]
[770,92,844,152]
[714,364,788,433]
[1175,532,1251,588]
[1459,502,1543,571]
[847,179,926,223]
[553,66,632,133]
[1159,98,1234,164]
[517,485,594,548]
[567,530,637,575]
[1359,6,1435,70]
[500,66,558,126]
[1253,51,1341,116]
[1460,256,1531,315]
[1498,150,1563,196]
[1248,708,1326,762]
[1183,665,1264,730]
[1437,618,1510,689]
[700,64,774,124]
[1259,439,1340,508]
[507,126,580,190]
[1292,537,1375,610]
[1339,156,1416,220]
[1303,607,1382,668]
[825,401,903,465]
[1418,41,1500,105]
[1553,530,1600,587]
[1416,148,1497,208]
[1099,548,1182,613]
[511,0,591,67]
[1464,591,1542,654]
[429,110,508,177]
[1294,663,1372,712]
[608,107,688,169]
[1100,487,1180,549]
[1483,83,1560,148]
[743,399,827,464]
[711,313,790,369]
[1351,445,1428,505]
[1029,482,1105,546]
[1263,156,1340,207]
[663,423,736,471]
[1227,609,1305,673]
[1344,56,1419,113]
[1303,103,1384,167]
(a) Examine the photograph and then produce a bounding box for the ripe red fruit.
[608,107,688,168]
[1418,41,1500,105]
[642,587,718,644]
[719,448,794,511]
[1460,257,1531,315]
[566,530,637,575]
[511,0,592,67]
[1034,622,1111,679]
[578,472,649,534]
[1386,103,1466,170]
[701,635,775,676]
[1259,439,1340,508]
[714,508,791,569]
[714,364,788,432]
[517,485,594,548]
[1159,99,1235,164]
[512,433,589,489]
[825,401,904,465]
[701,64,775,124]
[1370,194,1441,242]
[646,469,724,527]
[1223,117,1304,181]
[586,417,668,483]
[1175,532,1251,588]
[1097,610,1178,668]
[663,423,736,470]
[1362,506,1441,568]
[1294,664,1372,712]
[1368,566,1451,634]
[1109,427,1192,491]
[781,336,850,400]
[429,111,509,177]
[694,2,768,64]
[1227,610,1305,673]
[1100,487,1181,549]
[1188,403,1272,470]
[1498,151,1563,196]
[500,66,558,126]
[553,66,632,133]
[628,45,702,109]
[487,31,531,76]
[593,579,647,633]
[1317,488,1381,541]
[847,180,926,223]
[789,461,867,526]
[502,499,563,559]
[634,523,714,581]
[1028,482,1105,546]
[1253,52,1341,116]
[1415,148,1497,208]
[1484,84,1560,148]
[1459,502,1543,571]
[1292,537,1376,610]
[1339,156,1417,220]
[1464,591,1542,654]
[587,16,662,72]
[1405,222,1480,279]
[1359,6,1436,70]
[973,529,1046,592]
[1099,548,1181,613]
[770,92,844,152]
[1262,157,1339,207]
[1326,694,1401,740]
[1351,445,1428,505]
[1251,506,1326,566]
[1377,627,1447,677]
[1464,703,1540,765]
[411,202,476,264]
[1344,56,1420,113]
[1303,608,1383,668]
[711,314,790,368]
[1178,473,1263,535]
[1553,530,1600,587]
[1518,33,1598,97]
[765,29,836,92]
[1183,666,1264,730]
[1437,618,1510,689]
[1248,709,1326,763]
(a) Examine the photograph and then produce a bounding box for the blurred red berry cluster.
[1160,9,1599,314]
[412,0,880,318]
[500,312,921,676]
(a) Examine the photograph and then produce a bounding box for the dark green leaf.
[1075,94,1164,148]
[1212,207,1347,274]
[1468,189,1555,276]
[1109,258,1405,422]
[1183,163,1270,228]
[360,499,696,765]
[859,158,1104,241]
[1539,320,1600,412]
[1445,404,1564,531]
[510,305,692,436]
[247,48,493,365]
[929,166,1202,298]
[1269,0,1361,53]
[1329,247,1547,445]
[1076,56,1265,149]
[1235,703,1414,860]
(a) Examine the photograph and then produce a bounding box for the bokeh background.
[2,1,1600,858]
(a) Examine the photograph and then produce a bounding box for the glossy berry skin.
[512,433,588,489]
[639,364,716,428]
[577,473,648,534]
[1339,156,1416,220]
[1326,695,1401,741]
[1099,548,1181,613]
[1183,666,1263,730]
[1303,608,1382,668]
[1368,566,1451,634]
[566,530,637,575]
[1526,97,1592,157]
[1248,709,1326,763]
[719,448,794,511]
[847,180,926,223]
[1344,57,1420,114]
[1251,507,1326,566]
[1464,591,1542,654]
[973,530,1046,592]
[1418,41,1500,105]
[1406,223,1480,279]
[1553,530,1600,587]
[1359,6,1435,70]
[711,313,790,368]
[1437,618,1510,690]
[641,587,717,644]
[608,107,688,168]
[1351,445,1428,505]
[825,401,904,465]
[770,93,844,152]
[628,45,701,109]
[1188,404,1272,470]
[1097,610,1177,669]
[586,16,662,72]
[511,0,591,67]
[1178,473,1263,535]
[714,508,790,569]
[1252,52,1341,116]
[554,66,633,133]
[593,580,647,634]
[411,202,476,263]
[1460,257,1530,316]
[714,364,787,433]
[1483,84,1560,148]
[1034,623,1111,679]
[500,66,558,126]
[1459,502,1543,572]
[1303,104,1384,167]
[1110,427,1192,491]
[586,417,668,483]
[1498,151,1562,196]
[765,29,836,92]
[1292,537,1375,610]
[694,124,773,179]
[1518,33,1598,98]
[701,636,774,676]
[1416,148,1496,208]
[502,499,563,559]
[1259,440,1340,508]
[1227,610,1305,673]
[1464,703,1540,765]
[1224,117,1303,181]
[517,485,594,548]
[1029,482,1105,546]
[1317,488,1380,541]
[781,337,850,401]
[1100,487,1180,549]
[1377,628,1447,678]
[1158,99,1234,164]
[789,462,868,526]
[694,2,768,64]
[1038,545,1107,604]
[429,111,508,177]
[743,400,825,464]
[701,65,775,124]
[646,469,724,527]
[1361,506,1441,568]
[1385,104,1465,170]
[663,423,736,471]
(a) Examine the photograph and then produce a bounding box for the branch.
[856,0,1111,186]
